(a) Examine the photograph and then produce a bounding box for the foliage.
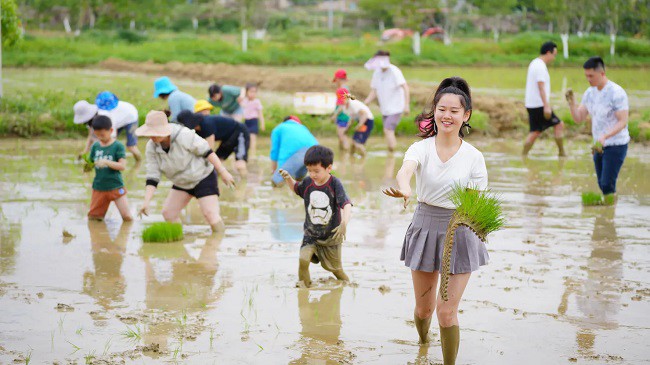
[142,222,184,243]
[2,0,22,48]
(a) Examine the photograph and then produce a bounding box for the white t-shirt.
[342,100,374,121]
[581,81,630,146]
[524,58,550,108]
[403,137,488,209]
[371,64,406,116]
[98,101,139,135]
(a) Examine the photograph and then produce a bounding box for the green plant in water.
[142,222,184,243]
[120,325,142,342]
[582,191,604,206]
[441,185,505,301]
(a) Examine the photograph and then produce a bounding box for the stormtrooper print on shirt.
[294,175,352,246]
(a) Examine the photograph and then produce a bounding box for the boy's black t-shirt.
[294,175,352,245]
[198,115,238,141]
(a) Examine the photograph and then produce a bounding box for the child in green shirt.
[88,115,133,221]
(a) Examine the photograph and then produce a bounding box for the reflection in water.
[290,287,344,364]
[522,158,567,237]
[83,221,131,310]
[270,208,304,243]
[0,207,21,277]
[141,232,224,347]
[558,207,622,357]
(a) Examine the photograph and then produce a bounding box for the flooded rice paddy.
[0,137,649,364]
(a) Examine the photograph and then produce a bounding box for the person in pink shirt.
[241,83,265,158]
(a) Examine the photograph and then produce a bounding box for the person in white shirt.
[95,92,142,161]
[523,42,566,157]
[383,77,489,364]
[336,88,374,157]
[364,50,410,152]
[566,57,630,202]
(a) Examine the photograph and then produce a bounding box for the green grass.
[448,185,505,238]
[142,222,184,243]
[582,191,604,206]
[6,31,650,68]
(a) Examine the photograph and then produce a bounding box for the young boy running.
[278,145,352,287]
[87,115,133,221]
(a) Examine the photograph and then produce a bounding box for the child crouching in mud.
[278,145,352,287]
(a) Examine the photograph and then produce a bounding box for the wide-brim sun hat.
[153,76,178,98]
[73,100,99,124]
[95,91,119,111]
[194,100,214,113]
[135,110,172,137]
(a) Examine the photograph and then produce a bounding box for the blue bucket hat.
[95,91,119,111]
[153,76,178,98]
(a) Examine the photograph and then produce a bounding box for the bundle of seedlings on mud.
[80,152,94,172]
[142,222,184,243]
[581,191,615,206]
[441,185,505,301]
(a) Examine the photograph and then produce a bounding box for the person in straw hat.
[135,110,235,232]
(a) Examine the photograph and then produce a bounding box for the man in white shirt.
[364,50,410,152]
[566,56,630,201]
[523,42,566,157]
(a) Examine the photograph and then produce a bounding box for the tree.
[535,0,570,58]
[472,0,517,42]
[2,0,21,48]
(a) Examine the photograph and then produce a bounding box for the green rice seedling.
[604,193,616,206]
[582,191,604,206]
[66,340,81,354]
[120,325,142,342]
[84,350,96,365]
[591,141,604,154]
[441,185,505,301]
[103,337,113,356]
[25,347,33,365]
[81,153,94,173]
[142,222,184,243]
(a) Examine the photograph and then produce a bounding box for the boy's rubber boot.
[414,312,432,344]
[522,141,534,156]
[555,137,567,157]
[440,325,460,365]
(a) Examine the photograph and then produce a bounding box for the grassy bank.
[6,31,650,68]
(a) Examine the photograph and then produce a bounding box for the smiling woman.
[383,77,491,365]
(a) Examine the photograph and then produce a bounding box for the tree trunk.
[548,21,553,33]
[130,20,135,30]
[560,33,569,59]
[63,16,72,33]
[493,28,499,43]
[192,17,198,31]
[412,31,421,56]
[379,20,384,33]
[609,21,616,56]
[90,12,95,29]
[242,29,248,52]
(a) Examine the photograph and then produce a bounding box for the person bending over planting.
[278,145,352,287]
[86,115,133,222]
[178,106,250,177]
[136,111,235,232]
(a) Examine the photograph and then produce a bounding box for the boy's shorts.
[117,121,139,147]
[89,187,127,219]
[172,170,219,198]
[353,119,374,145]
[382,113,402,131]
[244,118,259,134]
[300,241,344,273]
[272,147,310,186]
[216,123,250,162]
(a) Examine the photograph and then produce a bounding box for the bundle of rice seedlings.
[81,153,94,172]
[591,141,603,154]
[142,222,184,243]
[582,191,603,206]
[440,185,505,301]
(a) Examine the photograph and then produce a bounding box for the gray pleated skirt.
[401,202,489,274]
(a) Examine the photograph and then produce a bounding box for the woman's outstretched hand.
[382,187,411,209]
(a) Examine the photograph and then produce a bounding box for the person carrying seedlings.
[337,88,374,157]
[86,115,133,222]
[95,91,142,162]
[331,69,352,151]
[277,145,352,287]
[566,57,630,204]
[177,107,251,177]
[208,83,245,122]
[363,50,410,152]
[135,110,236,232]
[383,77,490,364]
[522,41,566,157]
[240,83,265,158]
[153,76,196,122]
[270,116,318,187]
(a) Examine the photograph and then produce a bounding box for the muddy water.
[0,137,649,364]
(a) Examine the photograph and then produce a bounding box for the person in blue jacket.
[153,76,196,122]
[270,116,318,187]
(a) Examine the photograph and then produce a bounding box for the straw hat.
[73,100,99,124]
[194,100,214,113]
[135,110,172,137]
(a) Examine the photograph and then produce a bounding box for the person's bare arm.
[364,89,377,105]
[96,157,127,171]
[565,89,589,123]
[538,81,551,118]
[402,83,410,115]
[356,110,368,130]
[382,160,417,208]
[138,185,157,217]
[278,169,297,193]
[82,129,95,155]
[259,111,266,132]
[271,161,278,174]
[206,152,235,188]
[599,110,629,144]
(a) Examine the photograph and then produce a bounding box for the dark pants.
[593,144,627,195]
